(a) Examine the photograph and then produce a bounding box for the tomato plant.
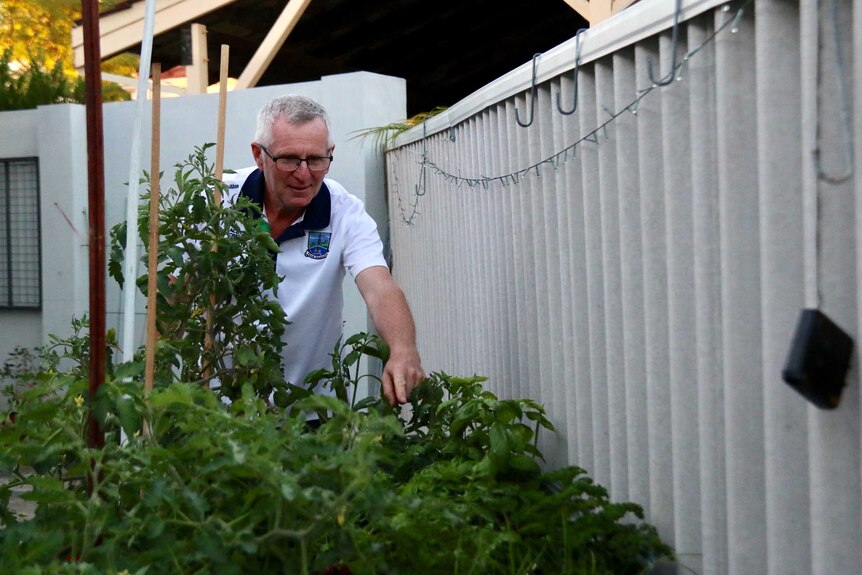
[0,332,673,574]
[109,144,287,403]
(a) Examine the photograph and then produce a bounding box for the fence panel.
[385,1,861,573]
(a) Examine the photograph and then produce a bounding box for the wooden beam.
[186,23,209,94]
[560,0,592,23]
[560,0,637,25]
[612,0,640,12]
[235,0,314,89]
[71,0,239,69]
[590,0,613,24]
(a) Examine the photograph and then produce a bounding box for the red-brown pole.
[81,0,106,450]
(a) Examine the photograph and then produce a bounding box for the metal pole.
[81,0,106,450]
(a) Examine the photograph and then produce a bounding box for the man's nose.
[293,159,313,174]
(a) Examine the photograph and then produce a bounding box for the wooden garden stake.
[144,63,161,402]
[215,44,230,192]
[203,45,230,380]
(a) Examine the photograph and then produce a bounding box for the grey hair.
[254,94,334,148]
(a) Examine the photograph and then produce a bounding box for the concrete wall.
[0,109,44,374]
[0,72,406,380]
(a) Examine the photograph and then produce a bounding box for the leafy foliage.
[0,48,129,111]
[0,0,133,110]
[0,331,672,575]
[1,0,89,70]
[350,106,448,152]
[109,144,288,403]
[1,318,120,416]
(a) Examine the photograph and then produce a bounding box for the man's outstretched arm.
[355,266,425,404]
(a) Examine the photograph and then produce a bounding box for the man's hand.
[381,345,425,405]
[355,266,425,405]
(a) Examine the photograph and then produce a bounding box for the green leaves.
[108,146,288,403]
[0,350,672,575]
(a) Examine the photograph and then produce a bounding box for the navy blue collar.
[238,168,331,243]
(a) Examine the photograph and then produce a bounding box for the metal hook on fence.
[647,0,683,86]
[415,122,428,196]
[515,53,542,127]
[556,28,588,115]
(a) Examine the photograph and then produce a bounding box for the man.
[222,94,424,405]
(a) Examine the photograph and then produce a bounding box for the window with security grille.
[0,158,42,309]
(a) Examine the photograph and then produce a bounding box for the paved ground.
[0,469,37,520]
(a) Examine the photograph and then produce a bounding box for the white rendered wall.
[0,110,43,392]
[0,72,406,386]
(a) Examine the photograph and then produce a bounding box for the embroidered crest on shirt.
[305,231,331,260]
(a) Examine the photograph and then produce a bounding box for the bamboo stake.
[203,45,230,380]
[144,63,161,397]
[215,44,230,191]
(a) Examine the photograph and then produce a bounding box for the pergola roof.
[72,0,602,116]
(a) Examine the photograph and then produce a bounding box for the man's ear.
[251,143,264,169]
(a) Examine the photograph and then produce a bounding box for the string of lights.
[393,0,749,225]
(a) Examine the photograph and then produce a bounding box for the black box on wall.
[782,308,854,409]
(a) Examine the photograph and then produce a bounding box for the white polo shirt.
[223,167,388,390]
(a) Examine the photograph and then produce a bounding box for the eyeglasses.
[258,145,333,172]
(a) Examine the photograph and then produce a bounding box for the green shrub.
[0,331,672,575]
[0,49,129,112]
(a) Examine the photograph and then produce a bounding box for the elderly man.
[222,94,424,405]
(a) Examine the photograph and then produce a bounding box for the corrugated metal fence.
[383,0,861,573]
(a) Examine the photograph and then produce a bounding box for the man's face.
[252,116,333,218]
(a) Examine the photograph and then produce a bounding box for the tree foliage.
[1,0,131,69]
[0,0,135,110]
[0,48,129,110]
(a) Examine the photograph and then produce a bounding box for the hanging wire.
[395,0,751,222]
[415,121,428,197]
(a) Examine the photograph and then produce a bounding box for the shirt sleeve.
[336,189,389,278]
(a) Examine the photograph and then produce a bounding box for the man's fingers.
[382,386,396,405]
[394,373,408,404]
[383,360,425,406]
[382,374,396,405]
